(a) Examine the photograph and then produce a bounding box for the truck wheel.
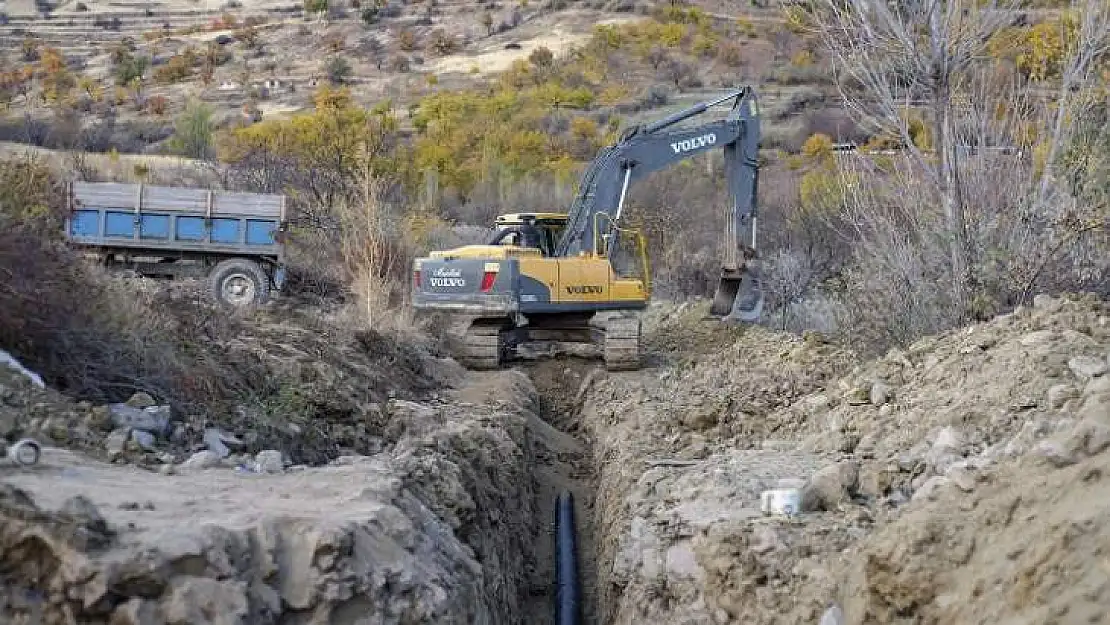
[208,258,270,308]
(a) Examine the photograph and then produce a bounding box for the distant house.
[218,81,239,91]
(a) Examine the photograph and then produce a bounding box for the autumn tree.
[217,86,403,231]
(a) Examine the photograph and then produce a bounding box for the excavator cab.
[489,213,567,257]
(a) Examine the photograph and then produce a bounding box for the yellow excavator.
[411,86,764,371]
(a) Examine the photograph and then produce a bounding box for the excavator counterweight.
[412,87,766,371]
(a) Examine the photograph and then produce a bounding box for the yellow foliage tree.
[218,85,404,216]
[801,132,834,160]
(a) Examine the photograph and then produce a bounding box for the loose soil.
[3,293,1110,625]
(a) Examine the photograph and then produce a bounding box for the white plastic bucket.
[760,488,801,516]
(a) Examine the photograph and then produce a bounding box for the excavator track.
[603,315,642,371]
[458,322,504,370]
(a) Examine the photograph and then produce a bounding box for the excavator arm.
[555,87,764,322]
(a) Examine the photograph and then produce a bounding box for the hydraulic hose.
[554,490,581,625]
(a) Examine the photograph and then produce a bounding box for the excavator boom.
[556,86,764,321]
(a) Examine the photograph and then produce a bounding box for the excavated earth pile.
[3,291,1109,625]
[570,293,1110,625]
[0,365,546,624]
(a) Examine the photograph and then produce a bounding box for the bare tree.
[1034,0,1110,209]
[806,0,1022,314]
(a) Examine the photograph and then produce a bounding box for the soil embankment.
[3,292,1110,624]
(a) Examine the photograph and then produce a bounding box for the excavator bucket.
[709,266,764,322]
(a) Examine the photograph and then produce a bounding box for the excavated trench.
[519,358,604,625]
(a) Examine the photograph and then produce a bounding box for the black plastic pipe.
[554,490,581,625]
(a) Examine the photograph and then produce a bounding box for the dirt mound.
[0,369,539,625]
[573,293,1110,624]
[0,297,466,469]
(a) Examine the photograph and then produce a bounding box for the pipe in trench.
[554,490,581,625]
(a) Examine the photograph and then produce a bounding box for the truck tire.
[207,258,270,308]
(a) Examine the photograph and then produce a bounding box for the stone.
[912,476,951,502]
[946,464,978,492]
[1047,384,1080,409]
[846,385,871,405]
[1069,356,1108,381]
[203,428,231,458]
[105,429,130,458]
[253,450,284,474]
[180,450,223,471]
[109,597,159,625]
[926,426,965,474]
[859,465,895,497]
[125,393,157,409]
[749,524,782,555]
[130,430,156,451]
[1019,330,1055,347]
[1032,294,1059,311]
[86,406,115,432]
[870,381,892,406]
[108,404,171,436]
[801,461,859,512]
[161,577,249,625]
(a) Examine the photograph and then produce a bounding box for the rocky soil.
[2,291,1109,625]
[0,344,547,624]
[573,293,1110,625]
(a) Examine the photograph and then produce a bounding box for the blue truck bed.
[65,181,287,258]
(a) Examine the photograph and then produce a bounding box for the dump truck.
[65,181,288,308]
[411,86,765,371]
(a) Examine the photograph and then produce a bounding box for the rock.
[870,382,892,406]
[1069,356,1108,380]
[125,392,157,409]
[130,430,156,451]
[946,464,977,492]
[801,461,859,512]
[933,426,963,453]
[1020,330,1055,346]
[180,450,223,471]
[105,429,130,458]
[749,524,782,554]
[108,404,171,436]
[159,463,175,475]
[109,597,159,625]
[926,426,965,474]
[1086,376,1110,400]
[86,406,115,432]
[846,385,871,405]
[161,577,249,625]
[859,465,895,497]
[912,476,951,502]
[253,450,284,474]
[1035,439,1079,467]
[1047,384,1080,409]
[1032,294,1060,311]
[203,428,231,458]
